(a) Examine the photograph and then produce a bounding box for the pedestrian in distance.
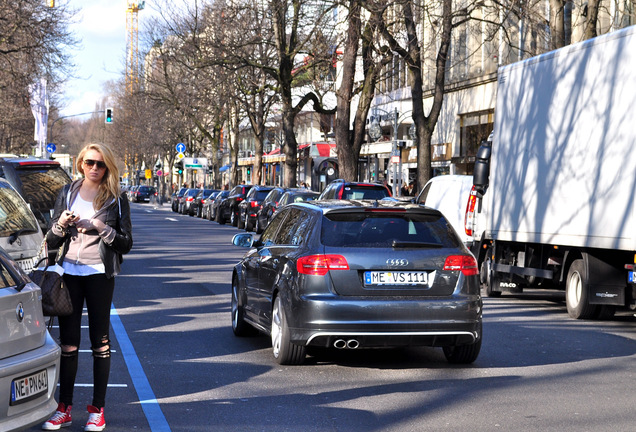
[42,143,133,432]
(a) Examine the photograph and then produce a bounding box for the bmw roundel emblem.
[16,303,24,322]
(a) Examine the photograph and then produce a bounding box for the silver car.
[0,246,60,431]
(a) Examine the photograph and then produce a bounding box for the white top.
[63,194,105,276]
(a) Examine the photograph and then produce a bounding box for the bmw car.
[230,200,482,365]
[0,247,60,431]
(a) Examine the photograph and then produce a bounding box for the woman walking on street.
[42,143,133,431]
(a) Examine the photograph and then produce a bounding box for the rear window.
[139,186,155,193]
[15,166,70,230]
[255,190,271,200]
[297,194,317,202]
[341,186,390,200]
[321,212,460,248]
[0,183,39,236]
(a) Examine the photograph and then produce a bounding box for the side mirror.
[473,139,492,196]
[232,233,255,248]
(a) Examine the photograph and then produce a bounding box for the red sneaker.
[84,405,106,431]
[42,402,72,430]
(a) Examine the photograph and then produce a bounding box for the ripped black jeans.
[57,273,115,409]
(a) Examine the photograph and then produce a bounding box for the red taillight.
[186,197,194,202]
[297,254,349,276]
[464,186,477,236]
[250,201,259,208]
[443,255,479,276]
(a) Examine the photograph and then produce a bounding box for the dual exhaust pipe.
[333,339,360,349]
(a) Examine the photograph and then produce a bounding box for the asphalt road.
[29,202,636,432]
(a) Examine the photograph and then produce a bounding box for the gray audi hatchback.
[231,200,482,365]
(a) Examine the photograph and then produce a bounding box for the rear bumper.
[0,331,60,432]
[287,294,482,348]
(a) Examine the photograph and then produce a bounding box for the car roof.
[0,156,62,167]
[292,199,443,216]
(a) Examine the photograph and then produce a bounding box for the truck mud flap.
[589,285,625,306]
[585,254,627,306]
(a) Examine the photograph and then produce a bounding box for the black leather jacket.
[46,182,133,278]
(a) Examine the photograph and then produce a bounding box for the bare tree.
[335,0,392,181]
[214,0,338,187]
[0,0,77,154]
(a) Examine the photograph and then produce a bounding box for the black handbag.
[29,242,73,317]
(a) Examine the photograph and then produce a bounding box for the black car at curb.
[0,157,72,233]
[217,184,252,226]
[231,199,482,365]
[237,185,273,231]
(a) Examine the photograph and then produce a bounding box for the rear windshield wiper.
[392,240,443,248]
[9,228,39,245]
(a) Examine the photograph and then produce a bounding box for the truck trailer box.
[470,25,636,319]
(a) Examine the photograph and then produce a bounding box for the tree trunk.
[583,0,600,40]
[335,0,362,181]
[281,106,298,187]
[549,0,567,49]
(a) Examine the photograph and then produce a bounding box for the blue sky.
[61,1,136,117]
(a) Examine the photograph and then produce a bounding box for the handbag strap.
[33,239,49,271]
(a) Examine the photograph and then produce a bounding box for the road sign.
[176,152,185,160]
[46,143,56,153]
[156,169,163,176]
[183,157,208,169]
[176,142,186,153]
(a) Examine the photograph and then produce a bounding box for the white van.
[415,175,473,247]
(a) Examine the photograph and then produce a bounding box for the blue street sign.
[46,143,56,153]
[176,142,186,153]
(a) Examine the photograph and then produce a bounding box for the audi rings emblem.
[16,302,24,322]
[386,258,408,267]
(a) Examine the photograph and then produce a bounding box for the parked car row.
[169,180,394,235]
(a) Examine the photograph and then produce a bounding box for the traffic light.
[174,160,184,174]
[105,107,114,124]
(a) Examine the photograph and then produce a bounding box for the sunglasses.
[84,159,107,169]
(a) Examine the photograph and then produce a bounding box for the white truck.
[466,25,636,319]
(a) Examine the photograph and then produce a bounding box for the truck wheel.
[566,259,598,319]
[482,253,501,297]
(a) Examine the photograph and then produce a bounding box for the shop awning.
[310,143,337,157]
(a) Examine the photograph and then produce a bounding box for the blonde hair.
[76,143,121,210]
